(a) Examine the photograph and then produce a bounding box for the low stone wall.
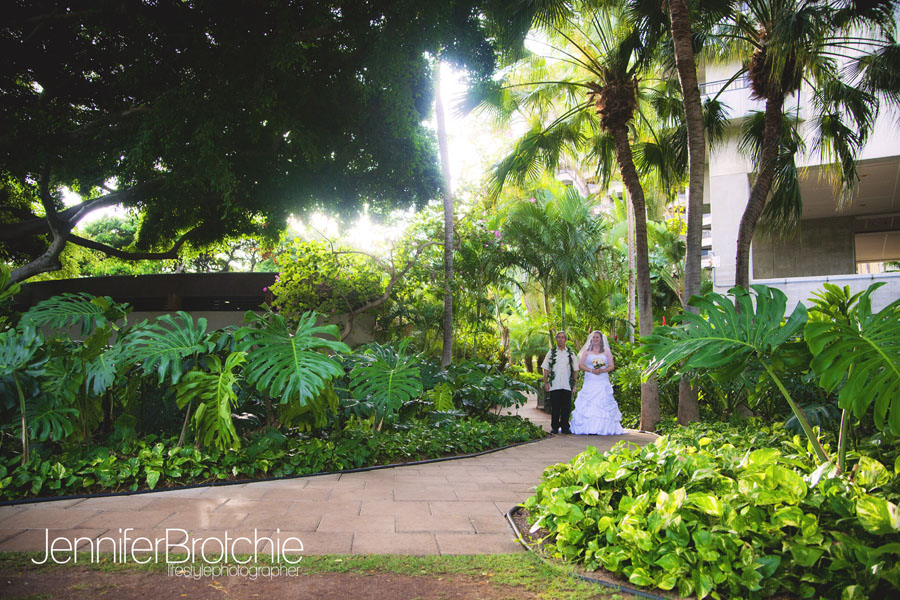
[15,273,378,345]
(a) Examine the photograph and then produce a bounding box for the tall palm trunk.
[669,0,703,424]
[610,123,660,431]
[626,190,636,343]
[735,94,784,288]
[435,62,454,368]
[542,279,554,344]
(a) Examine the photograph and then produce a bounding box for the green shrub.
[0,415,544,501]
[524,421,900,599]
[269,239,384,324]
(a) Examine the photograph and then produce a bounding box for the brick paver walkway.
[0,396,655,556]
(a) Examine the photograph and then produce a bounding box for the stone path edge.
[0,433,550,508]
[504,504,667,600]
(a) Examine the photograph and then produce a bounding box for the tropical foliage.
[1,415,543,501]
[642,282,900,471]
[0,290,542,499]
[524,421,900,599]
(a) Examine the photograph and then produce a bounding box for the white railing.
[751,271,900,312]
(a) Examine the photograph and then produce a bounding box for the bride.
[570,331,625,435]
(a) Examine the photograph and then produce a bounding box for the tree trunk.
[542,280,554,345]
[735,94,784,288]
[625,190,636,343]
[561,274,567,331]
[610,123,660,432]
[669,0,704,424]
[435,62,454,368]
[677,378,700,424]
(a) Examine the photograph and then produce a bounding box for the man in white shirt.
[541,331,578,434]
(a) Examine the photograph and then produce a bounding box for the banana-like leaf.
[349,340,423,424]
[175,352,246,450]
[806,283,900,435]
[642,285,807,378]
[235,311,349,405]
[126,312,215,384]
[21,293,129,336]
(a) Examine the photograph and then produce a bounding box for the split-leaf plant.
[348,339,423,430]
[642,284,829,462]
[805,282,900,471]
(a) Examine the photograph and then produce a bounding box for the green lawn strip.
[0,552,621,599]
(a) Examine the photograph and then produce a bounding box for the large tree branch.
[67,229,197,261]
[10,168,68,285]
[339,241,440,341]
[0,178,165,243]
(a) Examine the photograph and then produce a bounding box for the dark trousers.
[548,389,572,433]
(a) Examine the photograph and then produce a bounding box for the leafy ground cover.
[524,421,900,599]
[0,553,622,600]
[0,289,540,502]
[0,415,543,501]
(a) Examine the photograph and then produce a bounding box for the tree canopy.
[1,0,539,283]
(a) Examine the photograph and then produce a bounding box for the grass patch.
[0,552,624,599]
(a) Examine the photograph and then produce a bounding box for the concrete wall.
[752,217,856,279]
[709,172,751,293]
[128,310,378,348]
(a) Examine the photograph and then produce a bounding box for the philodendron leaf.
[806,283,900,435]
[349,340,422,424]
[21,293,129,336]
[641,285,807,378]
[856,495,900,535]
[236,310,349,405]
[126,312,215,385]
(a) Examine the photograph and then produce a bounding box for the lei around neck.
[548,344,576,388]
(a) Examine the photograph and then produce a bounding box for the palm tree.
[435,61,455,369]
[475,6,668,429]
[501,186,605,333]
[712,0,900,288]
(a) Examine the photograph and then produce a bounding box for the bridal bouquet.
[591,356,607,369]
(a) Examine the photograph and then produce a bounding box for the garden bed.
[519,421,900,599]
[508,505,675,599]
[1,415,545,503]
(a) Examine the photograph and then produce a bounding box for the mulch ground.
[1,566,544,600]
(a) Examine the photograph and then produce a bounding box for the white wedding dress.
[570,353,625,435]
